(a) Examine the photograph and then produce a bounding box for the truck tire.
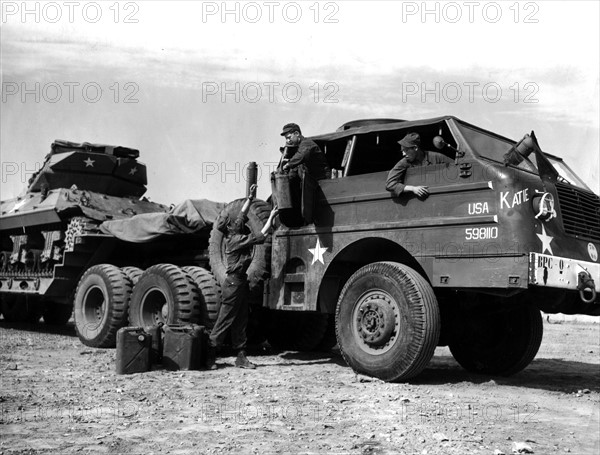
[73,264,131,348]
[449,304,543,376]
[129,264,203,327]
[336,261,440,382]
[0,294,42,323]
[182,265,220,327]
[121,266,143,285]
[42,301,73,325]
[208,199,272,292]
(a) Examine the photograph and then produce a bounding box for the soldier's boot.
[207,346,217,371]
[235,350,256,369]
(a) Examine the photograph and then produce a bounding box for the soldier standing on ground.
[207,185,278,370]
[279,123,331,180]
[385,132,453,198]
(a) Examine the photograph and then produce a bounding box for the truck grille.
[555,182,600,242]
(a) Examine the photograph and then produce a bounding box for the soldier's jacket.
[386,150,453,195]
[224,212,266,277]
[286,138,331,180]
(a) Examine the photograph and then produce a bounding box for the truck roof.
[310,115,517,145]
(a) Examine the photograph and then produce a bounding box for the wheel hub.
[355,292,398,350]
[141,288,168,325]
[83,286,105,324]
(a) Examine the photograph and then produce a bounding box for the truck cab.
[267,116,599,381]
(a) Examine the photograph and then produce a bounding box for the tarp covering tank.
[99,199,226,243]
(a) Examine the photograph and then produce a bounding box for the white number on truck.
[465,227,498,240]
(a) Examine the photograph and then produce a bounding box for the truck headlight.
[533,192,556,221]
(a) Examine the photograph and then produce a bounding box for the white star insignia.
[83,158,95,167]
[536,224,554,255]
[129,167,138,175]
[309,239,328,265]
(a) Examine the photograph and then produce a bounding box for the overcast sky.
[1,1,599,204]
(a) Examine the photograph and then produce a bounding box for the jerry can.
[271,172,294,209]
[162,324,207,371]
[115,327,152,375]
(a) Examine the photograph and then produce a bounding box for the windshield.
[457,123,539,173]
[546,156,591,190]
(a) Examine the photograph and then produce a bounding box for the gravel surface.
[1,319,598,454]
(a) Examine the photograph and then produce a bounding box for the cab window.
[318,120,457,177]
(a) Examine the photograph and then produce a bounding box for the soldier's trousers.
[209,274,249,350]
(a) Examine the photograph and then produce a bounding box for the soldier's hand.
[249,184,257,200]
[409,185,429,198]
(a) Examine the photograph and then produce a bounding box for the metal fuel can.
[115,327,152,375]
[162,324,207,371]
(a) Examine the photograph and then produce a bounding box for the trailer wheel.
[73,264,131,348]
[121,266,143,286]
[208,199,272,292]
[42,301,73,325]
[182,265,221,327]
[0,294,42,323]
[449,304,543,376]
[129,264,203,327]
[336,261,440,382]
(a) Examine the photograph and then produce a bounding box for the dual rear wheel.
[73,263,220,348]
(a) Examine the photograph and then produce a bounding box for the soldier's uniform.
[284,137,332,181]
[209,212,265,365]
[279,123,331,181]
[385,150,453,196]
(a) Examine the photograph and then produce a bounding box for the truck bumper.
[529,253,600,293]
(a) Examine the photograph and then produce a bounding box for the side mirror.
[433,135,463,162]
[433,136,447,150]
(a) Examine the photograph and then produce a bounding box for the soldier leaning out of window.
[279,122,331,181]
[385,132,453,198]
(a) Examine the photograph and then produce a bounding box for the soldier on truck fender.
[385,132,453,198]
[207,185,279,370]
[279,123,332,180]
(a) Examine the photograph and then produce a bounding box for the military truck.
[256,115,599,382]
[0,140,245,348]
[3,118,598,383]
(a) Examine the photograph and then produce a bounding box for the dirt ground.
[1,318,598,455]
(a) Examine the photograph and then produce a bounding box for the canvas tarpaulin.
[100,199,226,243]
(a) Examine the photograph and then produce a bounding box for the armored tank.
[0,140,173,341]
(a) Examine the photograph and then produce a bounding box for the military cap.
[398,132,421,148]
[281,123,301,136]
[215,214,230,234]
[216,212,249,234]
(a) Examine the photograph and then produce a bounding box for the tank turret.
[27,139,148,198]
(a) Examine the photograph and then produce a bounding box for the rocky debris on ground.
[512,441,534,453]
